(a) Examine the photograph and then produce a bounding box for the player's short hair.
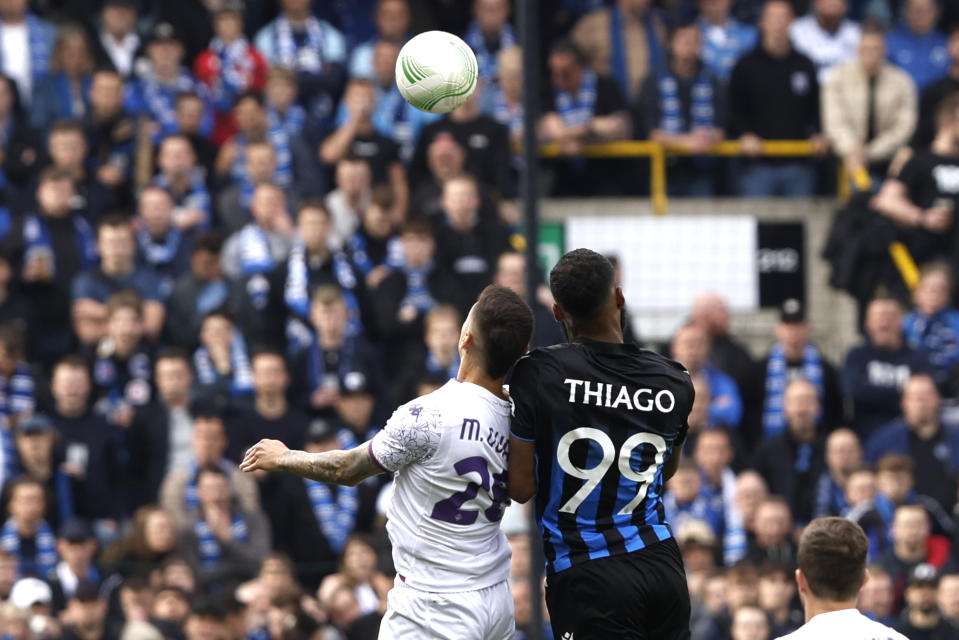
[106,289,143,318]
[0,324,25,359]
[797,517,869,601]
[549,249,616,324]
[470,284,533,379]
[876,454,914,475]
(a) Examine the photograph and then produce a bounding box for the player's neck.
[569,320,624,345]
[803,597,857,623]
[456,358,506,400]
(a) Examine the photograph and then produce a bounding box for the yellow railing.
[540,140,830,215]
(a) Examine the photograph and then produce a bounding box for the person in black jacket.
[0,74,43,214]
[727,0,825,196]
[752,379,828,525]
[127,348,195,510]
[432,174,512,310]
[842,297,931,441]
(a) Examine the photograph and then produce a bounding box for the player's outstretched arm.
[508,436,537,503]
[240,439,384,486]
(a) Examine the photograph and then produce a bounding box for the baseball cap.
[779,298,806,324]
[148,22,179,45]
[675,520,717,549]
[909,563,939,587]
[305,418,337,444]
[16,414,54,435]
[59,518,94,543]
[10,577,53,609]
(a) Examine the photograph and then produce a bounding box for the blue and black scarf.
[464,20,517,83]
[1,519,56,577]
[284,241,363,337]
[194,512,248,566]
[762,343,824,438]
[305,478,357,553]
[193,333,254,397]
[658,69,714,134]
[22,213,97,278]
[153,168,211,229]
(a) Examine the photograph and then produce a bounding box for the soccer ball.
[395,31,479,114]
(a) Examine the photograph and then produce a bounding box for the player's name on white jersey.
[563,378,677,413]
[458,417,510,461]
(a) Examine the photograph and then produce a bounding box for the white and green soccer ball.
[395,31,479,114]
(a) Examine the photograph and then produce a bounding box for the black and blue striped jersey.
[510,338,694,575]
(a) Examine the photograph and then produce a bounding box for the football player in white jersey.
[776,517,907,640]
[241,284,534,640]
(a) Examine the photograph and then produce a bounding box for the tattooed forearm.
[277,444,383,486]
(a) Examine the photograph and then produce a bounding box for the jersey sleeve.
[508,354,538,442]
[369,402,442,472]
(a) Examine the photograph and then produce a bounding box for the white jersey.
[775,609,908,640]
[369,379,512,593]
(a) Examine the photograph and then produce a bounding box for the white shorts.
[378,577,514,640]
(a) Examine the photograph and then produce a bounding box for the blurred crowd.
[0,0,955,639]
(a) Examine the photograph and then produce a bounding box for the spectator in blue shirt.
[698,0,758,82]
[673,323,744,429]
[71,215,165,347]
[887,0,950,91]
[665,458,727,539]
[136,187,194,298]
[348,0,411,80]
[903,263,959,382]
[29,24,93,132]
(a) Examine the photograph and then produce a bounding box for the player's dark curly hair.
[473,285,534,379]
[549,249,615,323]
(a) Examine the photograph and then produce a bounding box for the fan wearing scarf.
[1,477,58,578]
[368,40,441,164]
[216,142,284,234]
[540,39,631,178]
[194,0,268,144]
[221,183,294,287]
[347,0,410,80]
[745,299,843,447]
[284,201,365,342]
[136,187,193,297]
[0,0,55,104]
[637,20,724,197]
[182,466,269,581]
[217,92,293,190]
[193,310,254,409]
[0,325,33,480]
[390,305,462,408]
[346,186,404,291]
[464,0,517,86]
[570,0,667,101]
[129,23,213,143]
[254,0,347,124]
[153,135,212,232]
[484,46,524,150]
[290,285,380,416]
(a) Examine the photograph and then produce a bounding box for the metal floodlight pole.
[519,1,546,640]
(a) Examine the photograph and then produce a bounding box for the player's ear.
[459,329,473,352]
[551,303,565,324]
[795,569,806,594]
[614,287,625,310]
